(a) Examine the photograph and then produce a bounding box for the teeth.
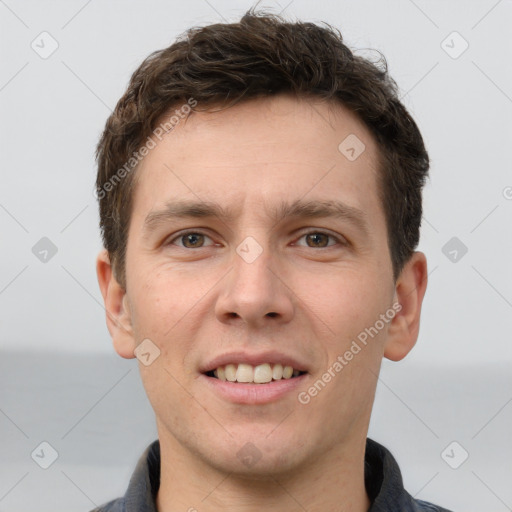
[282,365,293,379]
[225,364,237,382]
[272,364,283,380]
[236,363,254,383]
[253,363,272,384]
[209,363,302,384]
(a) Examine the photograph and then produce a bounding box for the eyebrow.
[142,198,370,238]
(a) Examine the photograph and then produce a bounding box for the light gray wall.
[1,2,511,511]
[1,0,511,363]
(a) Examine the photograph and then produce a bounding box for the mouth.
[199,352,310,404]
[204,363,307,384]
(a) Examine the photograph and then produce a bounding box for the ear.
[96,249,136,359]
[384,251,428,362]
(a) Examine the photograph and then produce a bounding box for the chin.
[202,430,308,478]
[210,450,302,479]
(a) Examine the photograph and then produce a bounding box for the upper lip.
[200,350,309,374]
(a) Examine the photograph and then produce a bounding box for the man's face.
[110,94,404,476]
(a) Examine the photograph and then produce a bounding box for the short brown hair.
[95,8,429,289]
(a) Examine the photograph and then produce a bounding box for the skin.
[97,93,428,512]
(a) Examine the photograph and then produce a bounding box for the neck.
[155,429,371,512]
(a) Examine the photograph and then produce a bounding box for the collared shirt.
[91,438,453,512]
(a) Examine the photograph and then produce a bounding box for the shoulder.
[365,438,454,512]
[88,497,125,512]
[414,498,454,512]
[87,439,160,512]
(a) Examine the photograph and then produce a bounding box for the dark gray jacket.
[91,438,453,511]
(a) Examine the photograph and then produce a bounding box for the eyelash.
[166,229,346,249]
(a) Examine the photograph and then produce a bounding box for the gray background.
[1,0,511,511]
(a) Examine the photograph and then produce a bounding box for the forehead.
[130,94,385,233]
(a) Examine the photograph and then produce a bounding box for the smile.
[206,362,306,384]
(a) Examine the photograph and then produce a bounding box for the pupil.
[308,233,327,247]
[184,233,203,248]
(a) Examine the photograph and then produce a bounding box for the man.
[93,8,453,512]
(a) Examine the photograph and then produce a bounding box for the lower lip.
[200,373,308,404]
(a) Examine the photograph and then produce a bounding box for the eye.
[167,231,214,249]
[294,231,344,248]
[165,230,346,250]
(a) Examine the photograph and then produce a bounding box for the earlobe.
[96,249,136,359]
[383,252,428,362]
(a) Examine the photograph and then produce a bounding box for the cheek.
[130,268,184,326]
[300,273,389,419]
[138,363,195,436]
[128,267,215,366]
[300,267,391,343]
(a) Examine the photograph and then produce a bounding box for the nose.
[215,239,294,329]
